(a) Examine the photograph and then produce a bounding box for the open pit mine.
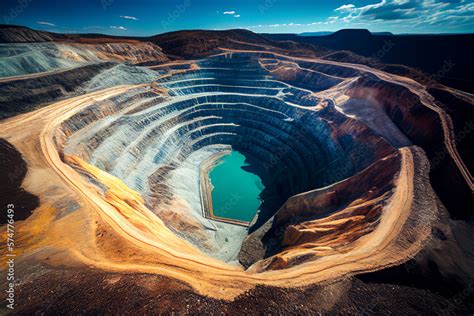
[0,26,473,314]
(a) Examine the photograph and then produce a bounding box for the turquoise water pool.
[209,151,264,222]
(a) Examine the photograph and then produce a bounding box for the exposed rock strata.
[242,145,438,271]
[0,62,115,119]
[58,53,404,263]
[0,41,168,78]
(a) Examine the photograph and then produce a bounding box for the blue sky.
[1,0,473,35]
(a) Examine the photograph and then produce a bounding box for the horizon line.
[1,23,474,37]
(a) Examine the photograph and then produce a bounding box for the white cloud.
[245,0,474,33]
[246,20,326,29]
[120,15,138,20]
[223,11,236,15]
[335,0,474,24]
[36,21,56,26]
[110,26,127,30]
[335,4,355,12]
[234,14,241,18]
[331,0,474,28]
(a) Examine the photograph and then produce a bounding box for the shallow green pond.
[209,151,264,222]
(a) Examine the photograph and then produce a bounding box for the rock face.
[341,73,474,219]
[48,50,449,279]
[0,62,116,119]
[0,37,169,119]
[0,41,168,78]
[253,151,401,268]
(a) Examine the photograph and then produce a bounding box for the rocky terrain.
[0,25,473,314]
[264,29,474,93]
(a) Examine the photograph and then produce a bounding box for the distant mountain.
[0,25,327,60]
[329,28,373,40]
[0,24,147,43]
[263,29,474,93]
[372,32,393,35]
[0,24,59,42]
[2,24,472,92]
[299,32,333,36]
[304,29,385,37]
[149,29,275,58]
[299,31,393,37]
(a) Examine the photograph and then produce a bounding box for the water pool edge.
[199,150,253,227]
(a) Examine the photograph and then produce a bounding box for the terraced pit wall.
[54,53,400,262]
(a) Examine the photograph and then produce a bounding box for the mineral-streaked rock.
[59,52,423,265]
